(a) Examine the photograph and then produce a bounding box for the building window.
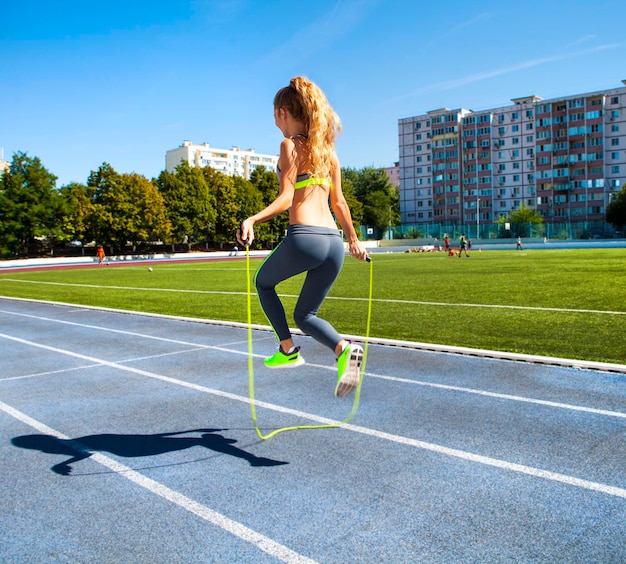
[611,138,620,146]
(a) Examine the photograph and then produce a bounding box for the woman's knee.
[293,308,312,331]
[255,270,274,292]
[293,309,306,329]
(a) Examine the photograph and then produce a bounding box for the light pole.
[476,198,480,239]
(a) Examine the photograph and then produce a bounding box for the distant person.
[96,245,105,265]
[459,234,469,257]
[236,76,369,398]
[444,236,450,251]
[516,236,523,250]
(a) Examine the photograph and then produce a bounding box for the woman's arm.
[329,154,369,261]
[237,138,297,245]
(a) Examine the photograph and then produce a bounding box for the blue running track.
[1,297,625,563]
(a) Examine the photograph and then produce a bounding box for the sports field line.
[2,278,624,316]
[0,399,317,564]
[1,329,626,500]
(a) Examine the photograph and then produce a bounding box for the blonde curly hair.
[273,76,342,179]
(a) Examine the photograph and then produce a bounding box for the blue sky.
[2,0,625,186]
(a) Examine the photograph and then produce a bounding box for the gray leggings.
[254,224,345,352]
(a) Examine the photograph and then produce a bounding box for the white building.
[0,148,8,174]
[165,141,278,180]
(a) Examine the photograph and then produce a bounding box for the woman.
[236,76,369,397]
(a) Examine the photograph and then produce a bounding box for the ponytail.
[274,76,342,178]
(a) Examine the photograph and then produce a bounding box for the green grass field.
[1,249,624,365]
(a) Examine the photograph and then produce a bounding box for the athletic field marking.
[1,308,624,419]
[2,332,626,500]
[0,400,317,564]
[1,278,624,316]
[161,267,248,271]
[371,372,626,419]
[0,278,247,296]
[0,364,100,382]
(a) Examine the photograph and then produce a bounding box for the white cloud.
[382,43,624,106]
[260,0,381,66]
[567,34,595,47]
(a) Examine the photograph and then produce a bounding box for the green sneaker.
[335,342,364,397]
[264,346,305,369]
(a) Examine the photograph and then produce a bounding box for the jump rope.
[245,244,373,440]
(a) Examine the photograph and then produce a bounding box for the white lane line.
[2,308,625,419]
[2,278,623,315]
[372,373,626,419]
[0,364,100,382]
[0,399,317,564]
[2,332,626,500]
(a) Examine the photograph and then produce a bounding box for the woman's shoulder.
[280,136,311,164]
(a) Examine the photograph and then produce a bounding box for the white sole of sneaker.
[335,347,363,397]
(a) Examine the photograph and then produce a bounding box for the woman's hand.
[236,219,255,246]
[348,239,369,262]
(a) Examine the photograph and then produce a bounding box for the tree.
[249,166,287,247]
[156,162,216,249]
[363,190,397,234]
[339,176,364,236]
[606,183,626,232]
[507,205,544,238]
[201,167,238,246]
[342,166,398,234]
[232,175,267,243]
[88,164,171,249]
[0,152,66,257]
[59,182,93,251]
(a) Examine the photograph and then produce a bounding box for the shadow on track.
[11,428,288,475]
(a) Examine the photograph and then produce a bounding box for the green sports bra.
[294,174,331,190]
[276,165,331,190]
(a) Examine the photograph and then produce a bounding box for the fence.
[362,220,619,242]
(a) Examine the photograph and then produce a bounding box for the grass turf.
[0,249,624,365]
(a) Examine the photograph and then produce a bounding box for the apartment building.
[398,80,626,238]
[384,162,400,187]
[166,141,279,180]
